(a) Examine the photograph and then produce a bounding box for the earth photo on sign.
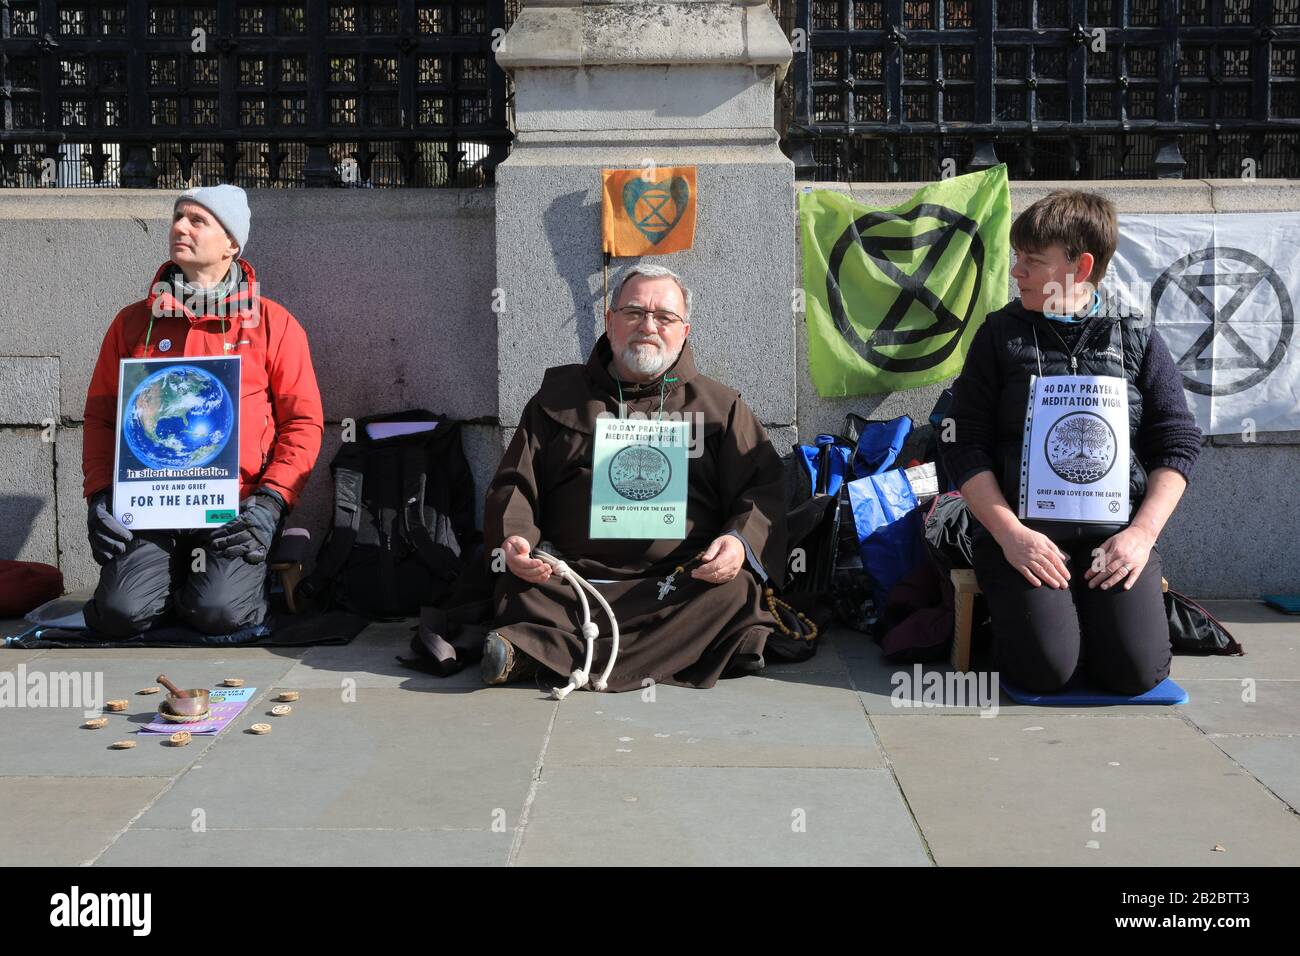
[826,202,985,377]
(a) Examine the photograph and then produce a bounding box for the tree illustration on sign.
[1048,413,1114,484]
[611,445,670,500]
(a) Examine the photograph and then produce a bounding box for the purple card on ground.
[138,686,257,735]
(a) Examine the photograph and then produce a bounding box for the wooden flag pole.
[603,251,611,312]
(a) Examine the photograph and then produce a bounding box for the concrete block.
[96,827,509,867]
[281,620,481,690]
[0,356,58,426]
[0,777,171,867]
[0,189,499,423]
[1159,445,1300,597]
[0,428,57,566]
[1175,680,1300,737]
[514,65,777,131]
[495,150,795,428]
[543,675,883,769]
[873,713,1300,865]
[1169,601,1300,681]
[1210,737,1300,814]
[52,424,99,593]
[514,766,930,866]
[1207,178,1300,213]
[0,656,298,776]
[821,178,1218,215]
[133,687,551,830]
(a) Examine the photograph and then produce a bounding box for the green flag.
[800,165,1011,398]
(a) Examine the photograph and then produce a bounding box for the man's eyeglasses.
[615,305,685,329]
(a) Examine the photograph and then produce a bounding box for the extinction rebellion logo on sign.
[826,202,986,375]
[1150,245,1295,398]
[799,167,1011,397]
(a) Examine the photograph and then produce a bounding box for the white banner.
[1110,213,1300,436]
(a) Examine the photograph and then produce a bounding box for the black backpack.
[297,409,480,619]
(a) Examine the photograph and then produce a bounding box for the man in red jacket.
[82,184,323,637]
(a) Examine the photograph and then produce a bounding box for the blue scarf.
[1043,289,1102,324]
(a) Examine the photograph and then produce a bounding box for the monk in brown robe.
[481,264,788,691]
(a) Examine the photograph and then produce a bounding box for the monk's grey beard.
[622,336,682,377]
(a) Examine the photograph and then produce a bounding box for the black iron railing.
[0,0,518,187]
[782,0,1300,180]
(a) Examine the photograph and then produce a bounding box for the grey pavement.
[1,600,1297,866]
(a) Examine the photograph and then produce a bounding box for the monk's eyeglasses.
[616,305,685,329]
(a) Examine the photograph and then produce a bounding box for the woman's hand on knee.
[1086,526,1154,591]
[996,523,1071,589]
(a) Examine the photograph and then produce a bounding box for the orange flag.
[601,166,697,257]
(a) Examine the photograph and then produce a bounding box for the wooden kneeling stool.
[949,568,1170,672]
[268,527,312,614]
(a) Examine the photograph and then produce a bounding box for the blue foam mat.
[1262,594,1300,614]
[1000,676,1189,706]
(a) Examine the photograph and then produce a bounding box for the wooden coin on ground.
[222,678,245,687]
[83,717,108,729]
[137,687,160,695]
[274,691,299,702]
[104,700,128,712]
[168,731,192,747]
[270,704,292,716]
[110,740,136,749]
[248,723,272,735]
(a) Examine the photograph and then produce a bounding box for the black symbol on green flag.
[800,167,1011,397]
[827,203,985,374]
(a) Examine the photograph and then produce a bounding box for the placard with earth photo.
[112,355,241,531]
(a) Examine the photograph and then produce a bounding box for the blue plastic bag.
[846,468,926,607]
[852,415,912,478]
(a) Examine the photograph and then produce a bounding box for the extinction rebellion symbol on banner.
[826,203,985,374]
[1150,246,1295,398]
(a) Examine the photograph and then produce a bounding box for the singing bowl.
[162,689,210,717]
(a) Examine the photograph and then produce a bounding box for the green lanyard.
[142,311,228,356]
[616,375,676,421]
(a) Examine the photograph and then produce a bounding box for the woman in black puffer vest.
[941,191,1202,694]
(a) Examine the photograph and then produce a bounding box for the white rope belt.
[531,550,620,700]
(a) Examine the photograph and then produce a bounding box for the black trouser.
[83,530,270,639]
[971,529,1170,695]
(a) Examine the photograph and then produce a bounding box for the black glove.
[208,488,286,564]
[87,489,133,566]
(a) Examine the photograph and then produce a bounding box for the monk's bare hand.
[503,535,551,584]
[691,534,744,585]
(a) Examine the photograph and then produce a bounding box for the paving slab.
[1175,679,1300,736]
[874,713,1300,866]
[1170,601,1300,681]
[281,620,481,691]
[514,766,930,866]
[132,687,552,832]
[0,656,297,776]
[759,632,851,676]
[96,826,510,867]
[1209,736,1300,814]
[0,776,170,866]
[0,648,47,670]
[544,673,881,769]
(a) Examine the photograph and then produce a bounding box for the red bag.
[0,560,64,617]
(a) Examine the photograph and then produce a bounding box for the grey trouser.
[83,530,270,638]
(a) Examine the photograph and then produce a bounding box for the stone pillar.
[493,0,796,449]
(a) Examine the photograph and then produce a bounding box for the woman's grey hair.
[611,264,693,321]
